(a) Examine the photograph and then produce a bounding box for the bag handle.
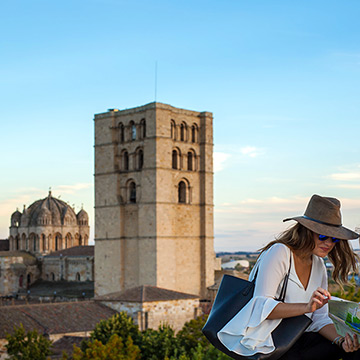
[252,250,292,302]
[277,255,292,302]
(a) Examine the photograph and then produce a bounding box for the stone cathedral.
[94,102,217,299]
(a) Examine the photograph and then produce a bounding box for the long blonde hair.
[260,223,358,285]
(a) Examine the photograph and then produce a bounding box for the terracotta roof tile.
[0,301,116,338]
[45,246,94,258]
[51,336,86,358]
[95,285,199,303]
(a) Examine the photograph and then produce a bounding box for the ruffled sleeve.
[217,244,290,356]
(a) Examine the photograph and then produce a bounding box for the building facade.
[42,246,94,282]
[94,102,216,298]
[9,191,89,255]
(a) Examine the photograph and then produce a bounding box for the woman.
[218,195,360,360]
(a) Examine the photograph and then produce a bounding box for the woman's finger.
[345,333,354,352]
[353,334,360,351]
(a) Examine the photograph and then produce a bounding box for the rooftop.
[95,285,199,303]
[0,301,116,338]
[44,246,94,258]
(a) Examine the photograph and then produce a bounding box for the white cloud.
[53,183,93,194]
[335,184,360,189]
[240,146,260,158]
[214,152,231,172]
[328,165,360,182]
[330,172,360,181]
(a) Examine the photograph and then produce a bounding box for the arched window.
[187,152,193,171]
[191,124,198,143]
[138,149,144,169]
[180,123,185,141]
[51,272,55,281]
[140,119,146,138]
[130,121,136,141]
[41,234,46,251]
[123,151,129,170]
[76,273,81,281]
[171,120,176,140]
[33,236,37,251]
[65,233,71,249]
[129,182,136,203]
[172,150,178,169]
[79,235,83,246]
[55,234,61,251]
[16,236,19,250]
[119,123,125,143]
[22,234,26,250]
[178,181,186,203]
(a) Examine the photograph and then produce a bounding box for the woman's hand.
[305,287,331,313]
[342,333,360,352]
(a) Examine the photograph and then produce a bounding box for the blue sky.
[1,0,360,251]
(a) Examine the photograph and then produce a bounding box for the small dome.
[77,209,89,226]
[77,209,88,220]
[11,210,22,227]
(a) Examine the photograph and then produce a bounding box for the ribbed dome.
[22,191,77,227]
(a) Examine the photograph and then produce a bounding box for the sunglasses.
[318,234,340,243]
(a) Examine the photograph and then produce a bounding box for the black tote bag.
[202,257,312,360]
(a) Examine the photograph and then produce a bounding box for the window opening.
[131,122,136,140]
[124,151,129,170]
[187,152,193,171]
[171,121,176,140]
[141,119,146,138]
[178,181,186,203]
[119,123,125,142]
[172,150,178,169]
[192,125,197,142]
[130,182,136,203]
[138,149,144,169]
[180,124,185,141]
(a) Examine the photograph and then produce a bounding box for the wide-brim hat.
[283,194,359,240]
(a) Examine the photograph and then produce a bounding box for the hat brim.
[283,216,359,240]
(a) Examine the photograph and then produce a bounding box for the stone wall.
[0,254,40,295]
[100,298,200,332]
[42,256,94,281]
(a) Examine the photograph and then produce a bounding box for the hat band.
[303,215,342,228]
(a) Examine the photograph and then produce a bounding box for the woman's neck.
[293,250,312,265]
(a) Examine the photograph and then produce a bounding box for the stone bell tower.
[94,102,215,298]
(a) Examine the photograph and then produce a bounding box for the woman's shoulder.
[265,243,291,257]
[259,243,291,266]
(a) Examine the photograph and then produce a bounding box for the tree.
[140,324,178,360]
[72,334,140,360]
[81,312,141,351]
[5,324,52,360]
[176,315,231,359]
[177,315,210,353]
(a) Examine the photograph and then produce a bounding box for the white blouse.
[217,243,333,356]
